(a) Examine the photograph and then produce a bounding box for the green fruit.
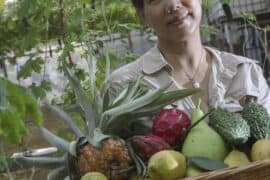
[224,150,250,167]
[185,165,203,177]
[81,172,108,180]
[148,150,186,180]
[182,103,229,162]
[251,139,270,161]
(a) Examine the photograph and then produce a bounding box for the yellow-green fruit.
[80,172,108,180]
[251,139,270,161]
[148,150,186,180]
[129,172,147,180]
[185,165,203,177]
[224,150,250,167]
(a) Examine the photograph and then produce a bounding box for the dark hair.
[131,0,144,9]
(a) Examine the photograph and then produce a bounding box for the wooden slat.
[183,160,270,180]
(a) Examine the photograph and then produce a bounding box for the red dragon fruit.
[129,135,171,160]
[152,108,191,145]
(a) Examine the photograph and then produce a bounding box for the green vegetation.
[0,78,43,144]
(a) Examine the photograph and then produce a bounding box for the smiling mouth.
[167,14,189,25]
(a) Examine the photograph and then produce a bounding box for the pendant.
[193,81,200,88]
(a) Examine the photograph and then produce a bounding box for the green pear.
[224,150,250,167]
[148,150,186,180]
[182,101,229,162]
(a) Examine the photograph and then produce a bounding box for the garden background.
[0,0,269,179]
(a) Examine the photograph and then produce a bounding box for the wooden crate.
[183,160,270,180]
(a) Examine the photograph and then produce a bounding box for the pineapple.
[11,64,202,179]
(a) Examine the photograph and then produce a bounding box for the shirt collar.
[141,45,254,77]
[142,46,172,75]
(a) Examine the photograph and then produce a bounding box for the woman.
[106,0,270,133]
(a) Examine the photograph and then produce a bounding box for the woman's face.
[138,0,202,41]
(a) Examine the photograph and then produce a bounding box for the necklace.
[183,48,205,88]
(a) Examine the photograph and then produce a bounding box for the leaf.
[29,84,47,100]
[189,156,228,171]
[41,128,75,156]
[17,57,44,79]
[103,81,171,117]
[126,142,147,176]
[200,24,218,38]
[11,147,58,158]
[0,110,28,144]
[101,86,110,112]
[24,91,43,125]
[47,166,67,180]
[4,79,26,116]
[263,25,270,32]
[90,128,111,148]
[131,88,204,116]
[29,80,52,100]
[0,78,43,143]
[63,65,96,139]
[242,13,257,22]
[45,103,85,138]
[110,86,129,107]
[11,154,67,169]
[122,74,144,103]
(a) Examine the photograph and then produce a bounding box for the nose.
[166,0,182,14]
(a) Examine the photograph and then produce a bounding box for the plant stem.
[101,1,112,42]
[59,0,73,66]
[247,21,270,62]
[0,60,8,78]
[179,109,215,146]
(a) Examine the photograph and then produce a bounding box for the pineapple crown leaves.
[11,153,68,169]
[100,80,172,130]
[11,147,58,158]
[45,102,85,138]
[129,88,204,117]
[109,74,144,108]
[41,127,77,156]
[62,63,113,146]
[63,65,98,139]
[47,166,67,180]
[126,142,147,177]
[10,147,67,180]
[91,128,111,148]
[100,78,204,133]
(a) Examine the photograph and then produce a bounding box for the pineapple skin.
[74,138,132,180]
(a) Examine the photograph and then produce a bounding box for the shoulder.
[206,47,270,112]
[206,46,261,76]
[108,53,145,86]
